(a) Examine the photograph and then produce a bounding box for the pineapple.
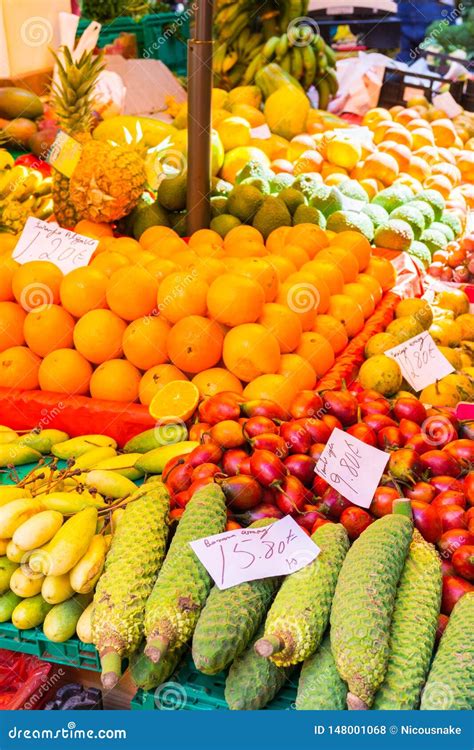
[51,48,104,227]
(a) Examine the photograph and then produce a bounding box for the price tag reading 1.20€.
[385,331,454,392]
[190,516,320,590]
[13,218,98,275]
[315,428,390,509]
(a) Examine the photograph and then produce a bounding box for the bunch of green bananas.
[0,163,53,233]
[242,30,338,108]
[213,27,265,89]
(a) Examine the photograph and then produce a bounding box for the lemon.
[216,116,251,152]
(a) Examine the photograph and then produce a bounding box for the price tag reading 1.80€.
[190,516,320,590]
[315,428,390,509]
[385,331,454,392]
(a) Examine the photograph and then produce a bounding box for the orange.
[407,155,431,182]
[192,367,243,398]
[432,119,456,148]
[110,237,142,258]
[278,353,317,390]
[106,266,158,321]
[321,162,348,179]
[296,332,335,377]
[275,281,316,331]
[274,244,310,270]
[139,225,179,249]
[167,315,224,373]
[258,302,302,353]
[266,226,292,254]
[373,121,404,144]
[457,151,474,181]
[59,267,107,317]
[237,258,279,302]
[285,272,330,314]
[223,323,280,382]
[0,302,26,351]
[300,259,345,295]
[90,251,130,278]
[379,126,413,149]
[0,346,40,390]
[38,349,92,395]
[359,178,382,200]
[329,230,371,272]
[242,374,297,412]
[12,261,63,311]
[343,282,375,319]
[139,364,188,406]
[415,146,441,165]
[265,254,297,282]
[193,243,225,260]
[357,272,383,304]
[393,107,419,125]
[324,172,350,186]
[191,258,227,284]
[377,141,411,172]
[327,294,365,338]
[24,304,75,357]
[173,250,200,268]
[362,108,392,129]
[74,220,113,238]
[0,257,19,301]
[207,274,264,326]
[157,271,209,324]
[293,150,323,175]
[411,128,435,149]
[0,234,18,257]
[224,239,268,259]
[287,134,316,162]
[437,147,456,165]
[188,229,223,248]
[73,309,127,364]
[146,258,180,283]
[431,162,461,186]
[89,359,141,402]
[360,152,399,186]
[147,236,188,258]
[365,257,396,292]
[283,224,329,259]
[313,314,348,354]
[149,380,200,421]
[224,225,264,251]
[317,247,359,282]
[423,174,452,199]
[122,316,170,370]
[134,250,157,267]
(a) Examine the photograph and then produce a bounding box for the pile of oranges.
[0,220,395,410]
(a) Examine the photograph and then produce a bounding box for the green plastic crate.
[0,622,101,672]
[142,13,189,74]
[77,16,146,55]
[130,655,297,711]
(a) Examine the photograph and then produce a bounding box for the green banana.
[275,33,289,60]
[243,53,265,85]
[318,51,328,73]
[236,27,250,54]
[326,67,339,96]
[213,42,228,76]
[262,36,280,61]
[324,43,337,67]
[302,44,317,89]
[280,52,292,73]
[313,34,325,53]
[291,46,304,81]
[245,33,264,56]
[222,51,239,73]
[317,77,331,110]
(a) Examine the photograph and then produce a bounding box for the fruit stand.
[0,0,473,723]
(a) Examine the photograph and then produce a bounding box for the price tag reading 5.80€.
[385,331,454,392]
[315,428,390,509]
[190,516,320,590]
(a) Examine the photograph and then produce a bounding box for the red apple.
[340,506,373,540]
[465,473,474,506]
[370,486,401,517]
[451,544,474,581]
[431,490,466,509]
[360,399,391,417]
[407,481,436,503]
[392,397,427,425]
[398,418,421,443]
[436,504,467,532]
[438,528,474,559]
[431,475,464,495]
[443,439,474,469]
[363,414,398,432]
[419,450,461,478]
[441,575,474,615]
[377,426,404,450]
[412,500,442,544]
[346,422,377,446]
[404,433,436,455]
[318,487,352,520]
[311,517,333,533]
[420,415,458,448]
[289,391,323,420]
[322,390,358,426]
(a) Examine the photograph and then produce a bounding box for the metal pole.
[186,0,213,234]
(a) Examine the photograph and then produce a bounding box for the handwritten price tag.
[190,516,320,590]
[13,218,98,275]
[385,331,454,392]
[315,428,389,509]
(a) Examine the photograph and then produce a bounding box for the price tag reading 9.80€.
[314,428,390,509]
[190,516,320,590]
[385,331,454,392]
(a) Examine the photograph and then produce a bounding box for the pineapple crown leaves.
[51,47,106,135]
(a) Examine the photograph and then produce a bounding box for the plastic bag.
[0,650,53,710]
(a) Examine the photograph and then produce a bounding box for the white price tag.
[315,428,389,509]
[13,218,99,275]
[250,124,272,140]
[190,516,320,590]
[385,331,454,392]
[432,92,463,118]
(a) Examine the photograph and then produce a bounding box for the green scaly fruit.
[192,519,281,675]
[373,530,442,710]
[420,592,474,710]
[92,486,170,690]
[255,523,349,667]
[330,501,414,709]
[296,634,347,710]
[225,625,294,710]
[130,642,186,691]
[144,485,227,663]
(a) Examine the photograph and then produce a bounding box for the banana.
[280,52,292,73]
[213,41,228,76]
[263,36,280,61]
[244,33,264,57]
[302,44,317,89]
[317,77,331,110]
[214,2,242,28]
[52,435,117,461]
[10,566,44,597]
[39,491,107,514]
[236,27,250,54]
[0,444,41,467]
[0,487,31,506]
[15,429,69,455]
[221,12,248,42]
[85,470,136,500]
[326,67,339,96]
[324,42,337,67]
[318,51,328,73]
[69,534,107,594]
[13,511,64,551]
[76,602,94,644]
[6,541,25,564]
[242,53,265,85]
[42,573,75,604]
[72,446,117,470]
[0,499,44,538]
[313,34,325,53]
[275,33,289,60]
[134,441,198,475]
[223,50,239,73]
[291,46,304,81]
